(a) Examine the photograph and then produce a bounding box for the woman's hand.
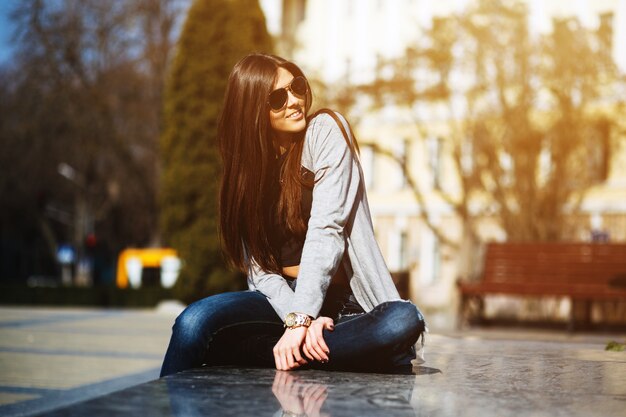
[303,316,334,363]
[273,326,308,370]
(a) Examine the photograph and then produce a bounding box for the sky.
[0,0,280,66]
[0,0,19,65]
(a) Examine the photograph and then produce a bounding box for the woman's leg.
[160,290,283,377]
[317,300,425,372]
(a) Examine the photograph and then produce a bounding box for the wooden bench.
[457,242,626,330]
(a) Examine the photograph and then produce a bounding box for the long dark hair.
[218,53,358,274]
[218,54,313,273]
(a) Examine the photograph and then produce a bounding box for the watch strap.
[284,312,312,329]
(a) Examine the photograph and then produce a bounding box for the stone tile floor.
[1,306,625,417]
[0,306,175,417]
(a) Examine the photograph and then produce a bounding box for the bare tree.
[0,0,183,282]
[332,0,624,282]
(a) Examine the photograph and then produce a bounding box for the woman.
[160,53,425,377]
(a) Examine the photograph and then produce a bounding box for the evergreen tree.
[160,0,273,302]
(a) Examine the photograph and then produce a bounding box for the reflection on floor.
[35,334,626,417]
[2,307,625,417]
[36,367,427,417]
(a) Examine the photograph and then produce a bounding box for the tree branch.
[367,143,459,250]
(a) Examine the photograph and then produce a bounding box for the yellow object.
[116,248,179,288]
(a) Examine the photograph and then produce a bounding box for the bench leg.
[458,294,467,330]
[474,296,485,326]
[458,295,484,329]
[569,300,591,332]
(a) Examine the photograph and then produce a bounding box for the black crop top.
[277,153,314,267]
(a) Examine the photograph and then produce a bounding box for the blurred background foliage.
[1,0,182,287]
[160,0,272,302]
[0,0,273,303]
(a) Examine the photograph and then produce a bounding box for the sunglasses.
[268,76,308,111]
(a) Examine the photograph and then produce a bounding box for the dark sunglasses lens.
[291,77,307,95]
[269,88,287,110]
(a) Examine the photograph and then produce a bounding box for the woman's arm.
[246,252,295,321]
[289,112,361,318]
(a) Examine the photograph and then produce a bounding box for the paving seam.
[4,327,173,336]
[0,312,128,329]
[0,387,58,395]
[0,367,161,417]
[0,346,164,360]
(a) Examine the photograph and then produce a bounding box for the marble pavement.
[0,306,175,417]
[0,306,624,417]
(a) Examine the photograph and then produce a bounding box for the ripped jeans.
[160,290,426,377]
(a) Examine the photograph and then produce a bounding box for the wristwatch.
[284,312,312,329]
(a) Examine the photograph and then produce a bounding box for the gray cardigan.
[246,112,401,321]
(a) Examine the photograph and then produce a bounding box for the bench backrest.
[483,243,626,286]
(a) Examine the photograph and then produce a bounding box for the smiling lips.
[287,109,303,120]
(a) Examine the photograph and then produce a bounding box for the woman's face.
[269,67,307,143]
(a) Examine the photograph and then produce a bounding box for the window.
[419,229,440,284]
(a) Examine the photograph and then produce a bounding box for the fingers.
[292,346,307,367]
[304,333,321,361]
[273,347,280,369]
[305,335,326,362]
[303,317,335,363]
[324,320,335,331]
[302,343,315,361]
[273,328,308,371]
[281,347,302,370]
[315,329,330,357]
[306,325,330,362]
[275,350,298,370]
[273,321,336,370]
[284,349,294,370]
[273,344,287,370]
[273,345,286,370]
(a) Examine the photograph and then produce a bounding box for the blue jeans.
[160,290,425,377]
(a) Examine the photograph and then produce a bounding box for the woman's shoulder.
[305,109,353,147]
[307,109,348,131]
[302,109,355,168]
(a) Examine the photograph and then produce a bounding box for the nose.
[286,89,300,107]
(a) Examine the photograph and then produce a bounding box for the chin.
[295,117,307,130]
[279,122,306,134]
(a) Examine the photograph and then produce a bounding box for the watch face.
[285,313,296,327]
